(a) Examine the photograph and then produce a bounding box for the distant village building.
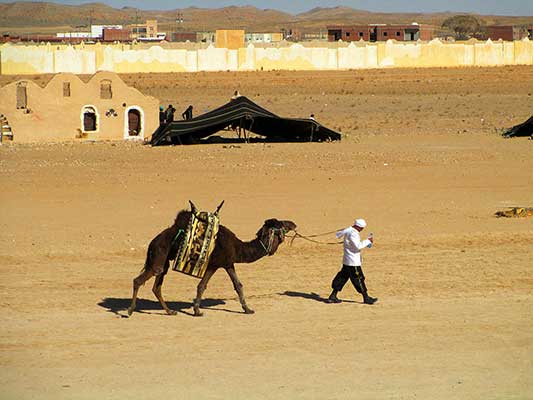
[102,28,131,42]
[215,30,245,49]
[0,72,159,143]
[280,29,328,42]
[244,33,283,44]
[130,20,166,41]
[2,33,85,44]
[57,25,133,43]
[169,32,197,42]
[300,31,328,41]
[327,24,435,42]
[91,25,123,39]
[56,32,91,39]
[196,31,216,43]
[483,25,532,41]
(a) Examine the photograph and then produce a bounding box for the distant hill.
[0,2,531,33]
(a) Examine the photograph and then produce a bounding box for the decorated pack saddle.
[172,201,224,279]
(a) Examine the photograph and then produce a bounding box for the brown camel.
[128,202,297,317]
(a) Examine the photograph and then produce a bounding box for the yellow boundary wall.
[1,38,532,75]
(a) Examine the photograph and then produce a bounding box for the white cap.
[354,219,367,228]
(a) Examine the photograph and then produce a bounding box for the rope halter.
[259,227,287,255]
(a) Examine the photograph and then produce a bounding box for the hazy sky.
[3,0,533,16]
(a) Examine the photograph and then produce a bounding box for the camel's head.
[256,219,297,256]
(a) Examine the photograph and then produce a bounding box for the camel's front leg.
[152,261,176,315]
[226,266,254,314]
[193,267,217,317]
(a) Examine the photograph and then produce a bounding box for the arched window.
[100,80,112,99]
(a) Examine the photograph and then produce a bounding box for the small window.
[346,32,350,37]
[359,32,364,37]
[63,82,71,97]
[16,82,28,109]
[383,32,388,37]
[100,80,112,99]
[396,32,401,37]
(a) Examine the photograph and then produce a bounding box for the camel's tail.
[139,245,153,274]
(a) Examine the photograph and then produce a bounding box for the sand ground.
[1,67,532,399]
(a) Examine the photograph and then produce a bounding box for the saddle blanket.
[172,211,219,279]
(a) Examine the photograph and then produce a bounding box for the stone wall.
[1,38,532,75]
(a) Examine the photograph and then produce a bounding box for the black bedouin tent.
[151,96,342,145]
[502,115,533,138]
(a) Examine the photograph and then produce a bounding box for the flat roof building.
[328,24,435,42]
[245,32,283,44]
[130,20,164,41]
[102,28,131,42]
[484,25,531,41]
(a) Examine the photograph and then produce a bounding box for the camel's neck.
[235,238,268,263]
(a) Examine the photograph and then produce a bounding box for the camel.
[128,201,297,317]
[495,207,533,218]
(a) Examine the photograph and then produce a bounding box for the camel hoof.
[244,308,255,314]
[193,311,204,317]
[127,308,134,316]
[167,309,177,316]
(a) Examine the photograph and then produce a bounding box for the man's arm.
[348,232,372,250]
[335,227,350,239]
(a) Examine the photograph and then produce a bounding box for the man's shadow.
[98,297,242,318]
[278,291,359,304]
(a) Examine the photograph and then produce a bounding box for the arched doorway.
[82,106,98,132]
[124,106,144,140]
[128,109,141,136]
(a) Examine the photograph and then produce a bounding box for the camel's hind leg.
[128,268,155,316]
[152,261,176,315]
[193,267,217,317]
[226,266,254,314]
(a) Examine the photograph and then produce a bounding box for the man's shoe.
[326,292,341,303]
[363,296,378,305]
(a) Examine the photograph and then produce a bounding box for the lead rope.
[286,231,343,246]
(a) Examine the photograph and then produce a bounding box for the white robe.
[336,226,371,266]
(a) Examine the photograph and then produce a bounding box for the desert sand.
[1,66,532,399]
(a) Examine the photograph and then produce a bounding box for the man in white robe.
[326,218,377,304]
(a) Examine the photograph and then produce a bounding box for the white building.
[91,25,123,39]
[56,32,91,38]
[244,33,283,43]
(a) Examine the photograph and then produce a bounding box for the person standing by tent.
[182,105,194,120]
[165,104,176,124]
[231,90,242,101]
[326,218,377,305]
[159,105,166,126]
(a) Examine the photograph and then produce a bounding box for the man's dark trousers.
[331,264,366,293]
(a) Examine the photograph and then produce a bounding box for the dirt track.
[1,67,532,399]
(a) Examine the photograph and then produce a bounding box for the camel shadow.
[98,297,237,318]
[279,291,359,304]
